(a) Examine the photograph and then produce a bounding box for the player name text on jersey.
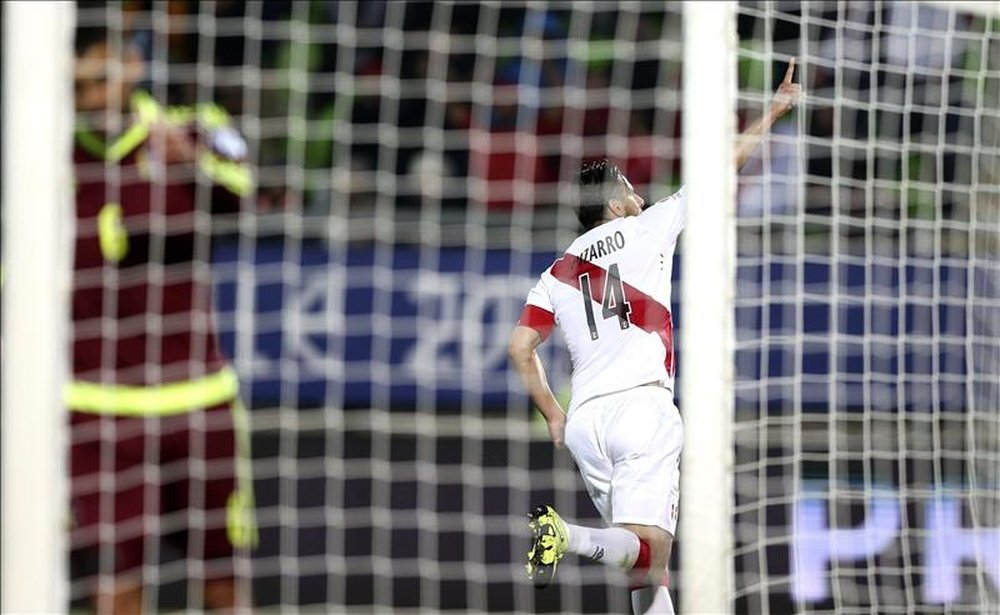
[580,230,626,263]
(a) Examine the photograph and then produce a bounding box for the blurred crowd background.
[90,0,999,258]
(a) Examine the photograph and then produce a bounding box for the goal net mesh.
[66,1,998,613]
[733,2,999,613]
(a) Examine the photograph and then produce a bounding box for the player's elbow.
[509,325,544,370]
[507,332,534,366]
[508,337,530,365]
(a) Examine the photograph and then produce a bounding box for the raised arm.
[149,102,254,214]
[735,59,802,171]
[508,325,566,449]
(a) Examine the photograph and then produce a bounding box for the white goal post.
[679,2,737,614]
[1,1,75,613]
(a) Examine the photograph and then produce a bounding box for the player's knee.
[645,533,671,583]
[646,530,671,557]
[620,524,672,586]
[628,525,670,556]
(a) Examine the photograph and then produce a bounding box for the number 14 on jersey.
[578,262,631,340]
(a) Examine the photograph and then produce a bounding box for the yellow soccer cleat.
[526,504,569,588]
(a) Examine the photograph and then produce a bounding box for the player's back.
[527,188,686,413]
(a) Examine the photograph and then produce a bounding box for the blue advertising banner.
[213,239,564,409]
[213,239,989,412]
[733,257,984,413]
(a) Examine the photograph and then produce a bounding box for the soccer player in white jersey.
[509,61,800,614]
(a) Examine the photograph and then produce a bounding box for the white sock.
[631,585,674,615]
[564,523,640,569]
[631,586,654,614]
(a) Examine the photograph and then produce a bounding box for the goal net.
[733,2,1000,613]
[8,0,996,612]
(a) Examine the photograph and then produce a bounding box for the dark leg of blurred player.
[91,579,233,614]
[94,583,141,615]
[204,578,237,612]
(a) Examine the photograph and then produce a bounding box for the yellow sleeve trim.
[105,122,150,163]
[165,102,230,129]
[199,151,254,197]
[197,103,231,129]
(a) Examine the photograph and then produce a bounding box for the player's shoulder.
[636,185,687,232]
[640,185,687,214]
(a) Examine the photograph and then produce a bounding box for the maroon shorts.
[69,403,239,577]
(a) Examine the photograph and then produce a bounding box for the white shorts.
[564,385,683,535]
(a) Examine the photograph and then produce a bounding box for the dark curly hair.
[75,24,112,57]
[577,159,623,231]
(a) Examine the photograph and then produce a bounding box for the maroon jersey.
[72,92,251,386]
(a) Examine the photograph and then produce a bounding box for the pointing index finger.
[783,58,796,84]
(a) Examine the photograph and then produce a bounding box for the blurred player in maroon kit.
[70,23,256,614]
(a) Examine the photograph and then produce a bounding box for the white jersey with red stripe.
[519,187,687,414]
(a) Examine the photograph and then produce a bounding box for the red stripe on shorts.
[549,253,674,374]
